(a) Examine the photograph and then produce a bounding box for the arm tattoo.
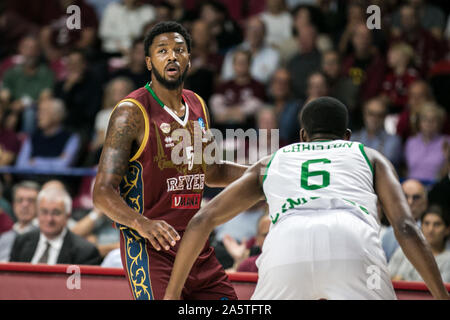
[97,102,144,186]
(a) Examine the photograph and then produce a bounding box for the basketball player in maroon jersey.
[93,22,247,300]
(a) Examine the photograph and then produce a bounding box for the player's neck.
[149,81,184,112]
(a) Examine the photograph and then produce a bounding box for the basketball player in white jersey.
[164,97,449,300]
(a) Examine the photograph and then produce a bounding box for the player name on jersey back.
[282,141,355,152]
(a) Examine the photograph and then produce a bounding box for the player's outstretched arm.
[93,101,179,251]
[164,156,270,299]
[205,160,249,188]
[367,147,449,300]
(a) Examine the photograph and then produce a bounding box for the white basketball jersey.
[263,140,380,231]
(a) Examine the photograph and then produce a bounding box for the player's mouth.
[165,64,180,77]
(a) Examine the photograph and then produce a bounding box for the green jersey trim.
[358,143,374,175]
[262,152,277,185]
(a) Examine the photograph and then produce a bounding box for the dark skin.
[164,128,450,300]
[93,32,247,251]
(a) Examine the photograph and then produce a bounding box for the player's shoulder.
[182,88,204,102]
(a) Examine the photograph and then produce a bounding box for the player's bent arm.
[164,157,269,299]
[367,147,449,299]
[205,160,249,188]
[93,102,179,251]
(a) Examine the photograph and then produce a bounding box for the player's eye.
[158,49,167,54]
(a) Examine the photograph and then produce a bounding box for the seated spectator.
[277,4,332,65]
[405,103,450,183]
[0,105,22,166]
[221,213,271,272]
[166,0,191,23]
[9,186,102,265]
[0,34,41,81]
[267,68,301,146]
[429,142,450,210]
[109,38,150,89]
[85,77,134,167]
[390,4,446,77]
[391,0,446,40]
[382,179,428,262]
[388,204,450,283]
[0,4,39,61]
[341,23,386,108]
[212,201,266,270]
[0,34,54,134]
[54,49,102,139]
[259,0,293,49]
[220,16,280,84]
[352,98,402,168]
[39,0,98,61]
[15,98,80,169]
[184,19,223,105]
[237,214,271,272]
[321,50,359,121]
[396,80,435,141]
[210,49,266,133]
[153,1,175,23]
[0,181,40,261]
[382,43,420,113]
[304,71,329,105]
[337,1,367,55]
[198,0,243,54]
[286,23,322,100]
[99,0,155,56]
[245,107,279,164]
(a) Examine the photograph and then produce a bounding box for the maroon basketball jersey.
[117,84,211,232]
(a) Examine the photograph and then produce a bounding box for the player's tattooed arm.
[93,102,179,250]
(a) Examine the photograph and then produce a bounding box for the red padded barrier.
[0,263,449,300]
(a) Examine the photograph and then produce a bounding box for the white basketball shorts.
[251,210,396,300]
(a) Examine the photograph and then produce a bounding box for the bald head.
[401,179,428,220]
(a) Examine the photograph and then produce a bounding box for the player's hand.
[134,217,180,251]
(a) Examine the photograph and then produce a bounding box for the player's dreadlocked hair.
[300,96,349,138]
[144,21,192,56]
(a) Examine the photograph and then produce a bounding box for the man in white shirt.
[259,0,293,48]
[99,0,156,55]
[10,187,102,265]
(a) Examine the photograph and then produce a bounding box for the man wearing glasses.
[382,179,428,261]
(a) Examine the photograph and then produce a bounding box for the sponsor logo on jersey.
[166,174,205,192]
[164,136,175,148]
[171,194,201,209]
[160,122,171,134]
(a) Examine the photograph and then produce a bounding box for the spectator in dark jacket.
[10,186,102,265]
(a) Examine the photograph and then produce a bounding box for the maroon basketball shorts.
[119,228,237,300]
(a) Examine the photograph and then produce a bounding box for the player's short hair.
[144,21,192,56]
[300,96,349,138]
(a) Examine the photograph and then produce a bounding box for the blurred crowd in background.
[0,0,449,281]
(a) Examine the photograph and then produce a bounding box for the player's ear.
[145,56,152,71]
[300,128,307,142]
[343,129,352,141]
